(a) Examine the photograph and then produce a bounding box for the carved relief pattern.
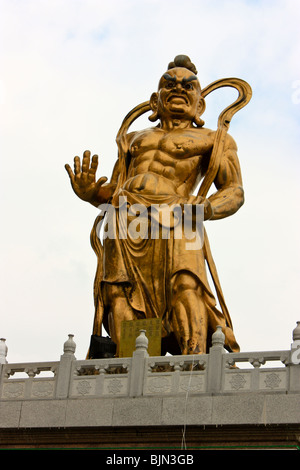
[229,373,247,390]
[179,375,204,392]
[31,381,54,398]
[106,378,124,395]
[264,372,282,389]
[2,381,25,399]
[76,380,92,396]
[147,376,171,394]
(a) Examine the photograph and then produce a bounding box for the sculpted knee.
[103,283,125,303]
[172,272,199,297]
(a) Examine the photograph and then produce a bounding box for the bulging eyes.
[166,81,175,89]
[165,81,194,90]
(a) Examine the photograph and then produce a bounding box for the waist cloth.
[90,189,239,352]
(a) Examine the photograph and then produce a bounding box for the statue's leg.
[171,272,208,355]
[103,283,135,356]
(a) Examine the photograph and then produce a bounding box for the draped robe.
[90,187,240,354]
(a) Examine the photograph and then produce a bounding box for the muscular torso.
[123,126,215,197]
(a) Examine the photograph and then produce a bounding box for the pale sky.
[1,0,299,363]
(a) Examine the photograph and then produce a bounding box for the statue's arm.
[91,159,120,206]
[208,134,244,220]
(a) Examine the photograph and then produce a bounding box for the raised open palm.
[65,150,108,205]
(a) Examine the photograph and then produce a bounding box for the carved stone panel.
[179,374,206,393]
[102,377,129,396]
[224,371,251,392]
[145,375,173,395]
[2,381,25,399]
[31,380,55,399]
[259,371,287,391]
[71,378,97,397]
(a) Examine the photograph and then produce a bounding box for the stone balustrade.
[0,324,300,402]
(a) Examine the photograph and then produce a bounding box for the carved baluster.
[249,357,265,368]
[25,368,39,378]
[4,368,12,379]
[225,358,236,369]
[96,363,106,396]
[172,360,183,393]
[249,357,265,390]
[73,366,81,376]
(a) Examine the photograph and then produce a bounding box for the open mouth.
[167,94,188,105]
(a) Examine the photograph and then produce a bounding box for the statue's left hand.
[185,195,214,220]
[65,150,108,205]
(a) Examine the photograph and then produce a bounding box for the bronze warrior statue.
[65,55,252,356]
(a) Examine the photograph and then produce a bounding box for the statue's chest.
[131,129,212,159]
[160,132,212,159]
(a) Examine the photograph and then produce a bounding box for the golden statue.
[65,55,252,357]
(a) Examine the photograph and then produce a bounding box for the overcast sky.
[1,0,299,363]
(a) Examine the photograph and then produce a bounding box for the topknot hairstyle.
[167,55,198,75]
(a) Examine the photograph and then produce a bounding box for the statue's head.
[149,55,205,126]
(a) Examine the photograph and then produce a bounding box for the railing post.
[0,338,8,394]
[0,338,8,365]
[129,330,149,397]
[55,334,76,399]
[207,326,225,393]
[289,321,300,391]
